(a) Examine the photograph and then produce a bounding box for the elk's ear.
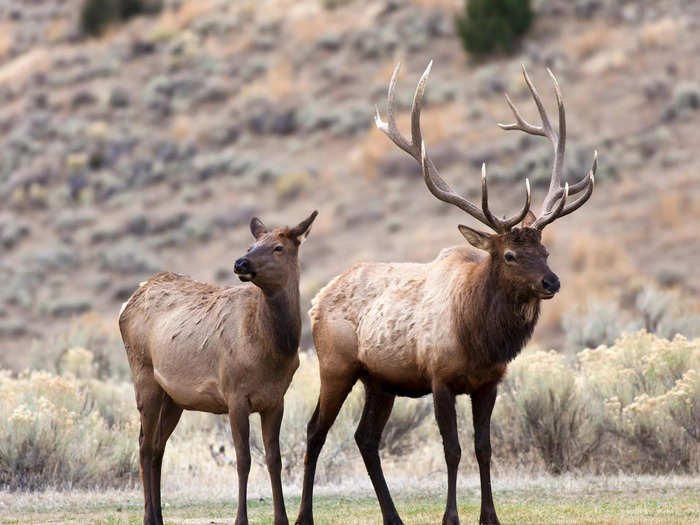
[458,225,493,251]
[250,217,268,239]
[521,210,536,229]
[289,210,318,245]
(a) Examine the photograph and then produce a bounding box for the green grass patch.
[1,487,697,524]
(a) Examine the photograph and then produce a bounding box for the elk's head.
[458,215,559,300]
[234,211,318,292]
[376,62,597,302]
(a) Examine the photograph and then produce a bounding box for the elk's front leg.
[261,404,289,525]
[229,404,251,525]
[433,383,461,525]
[471,384,500,525]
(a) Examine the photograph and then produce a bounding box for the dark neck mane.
[258,275,302,357]
[454,257,539,366]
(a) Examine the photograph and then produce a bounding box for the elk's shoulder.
[434,245,483,265]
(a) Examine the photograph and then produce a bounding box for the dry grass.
[657,191,684,228]
[171,115,194,141]
[0,48,49,86]
[238,59,307,101]
[0,23,12,59]
[640,18,679,49]
[351,104,458,179]
[409,0,458,8]
[1,475,698,524]
[563,22,613,61]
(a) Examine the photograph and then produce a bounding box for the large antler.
[375,62,531,234]
[498,66,597,230]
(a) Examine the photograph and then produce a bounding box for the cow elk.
[120,211,318,525]
[295,63,596,525]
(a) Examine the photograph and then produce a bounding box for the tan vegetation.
[1,330,696,494]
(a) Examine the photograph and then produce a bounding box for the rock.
[71,90,97,108]
[195,78,231,105]
[0,217,31,250]
[130,39,156,58]
[317,32,344,51]
[663,82,700,121]
[0,320,29,337]
[248,106,298,136]
[109,86,130,108]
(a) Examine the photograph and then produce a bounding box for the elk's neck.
[258,277,301,356]
[455,258,540,366]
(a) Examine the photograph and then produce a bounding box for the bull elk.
[119,211,318,525]
[295,63,596,525]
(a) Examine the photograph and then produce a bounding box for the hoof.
[442,509,460,525]
[479,513,500,525]
[294,516,313,525]
[384,517,405,525]
[235,518,248,525]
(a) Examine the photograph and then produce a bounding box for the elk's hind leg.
[355,382,402,525]
[135,373,183,525]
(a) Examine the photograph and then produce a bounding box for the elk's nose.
[234,258,251,274]
[542,274,560,294]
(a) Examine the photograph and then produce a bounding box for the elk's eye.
[274,246,283,253]
[505,251,516,263]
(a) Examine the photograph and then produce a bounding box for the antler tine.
[481,163,532,231]
[553,150,597,220]
[531,182,568,230]
[375,62,414,156]
[503,176,532,230]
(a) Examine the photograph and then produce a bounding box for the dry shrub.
[580,331,699,472]
[45,314,130,381]
[497,349,602,474]
[562,300,630,350]
[0,368,139,490]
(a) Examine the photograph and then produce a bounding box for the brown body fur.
[309,245,533,397]
[120,272,300,416]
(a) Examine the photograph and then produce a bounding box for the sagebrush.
[1,331,697,491]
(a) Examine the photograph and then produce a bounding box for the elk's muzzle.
[234,257,255,282]
[541,272,560,298]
